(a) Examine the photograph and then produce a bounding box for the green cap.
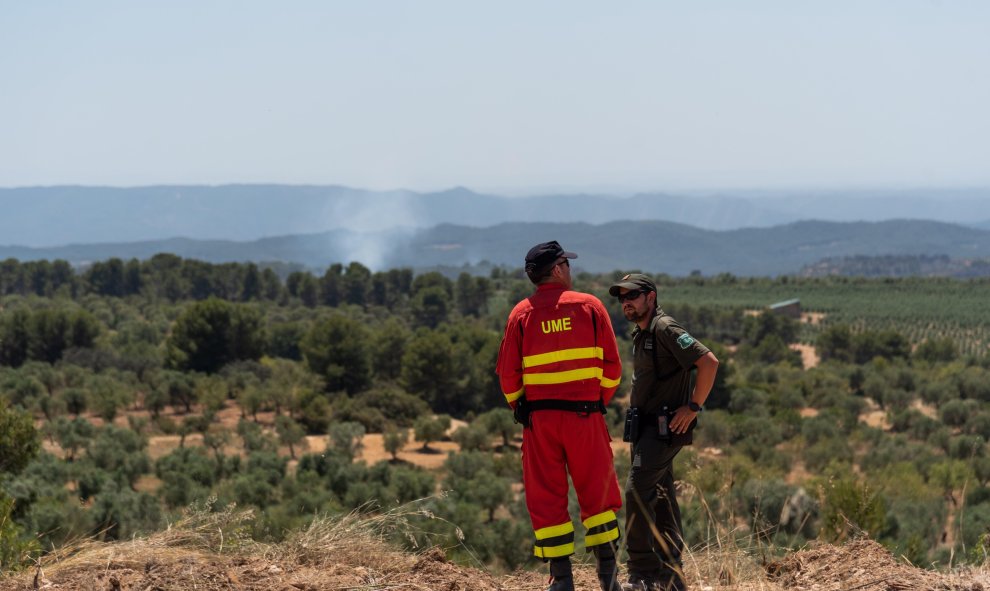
[608,273,657,297]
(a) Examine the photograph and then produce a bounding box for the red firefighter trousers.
[522,409,622,559]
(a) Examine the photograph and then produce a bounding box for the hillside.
[4,186,990,248]
[4,219,990,276]
[0,185,764,245]
[3,508,986,591]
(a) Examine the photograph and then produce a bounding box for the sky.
[2,1,989,194]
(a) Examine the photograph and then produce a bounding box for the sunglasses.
[617,290,645,302]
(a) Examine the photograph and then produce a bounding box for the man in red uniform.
[496,240,624,591]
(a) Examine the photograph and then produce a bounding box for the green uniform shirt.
[629,308,710,414]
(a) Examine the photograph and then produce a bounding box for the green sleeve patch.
[676,333,695,349]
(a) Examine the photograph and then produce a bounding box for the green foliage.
[818,471,886,542]
[89,479,163,540]
[962,504,990,561]
[411,286,451,328]
[0,401,40,475]
[915,337,959,364]
[694,409,732,448]
[455,273,492,317]
[294,389,332,434]
[301,315,372,394]
[928,459,975,494]
[399,322,500,416]
[236,419,277,453]
[0,306,100,367]
[743,311,799,345]
[383,424,409,460]
[941,399,978,427]
[734,478,794,540]
[230,451,288,508]
[83,425,151,489]
[443,451,512,521]
[475,408,519,449]
[414,414,451,451]
[4,453,89,552]
[0,492,40,571]
[369,317,411,382]
[45,416,94,461]
[451,422,491,451]
[274,415,307,459]
[157,369,198,414]
[166,298,266,373]
[155,447,216,507]
[818,324,911,364]
[86,373,134,423]
[268,321,305,360]
[353,384,431,428]
[327,421,366,461]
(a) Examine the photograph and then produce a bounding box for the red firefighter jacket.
[496,283,622,408]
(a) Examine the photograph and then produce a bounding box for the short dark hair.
[527,258,563,284]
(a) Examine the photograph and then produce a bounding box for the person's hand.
[669,405,697,434]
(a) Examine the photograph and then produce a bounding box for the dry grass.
[268,500,445,571]
[3,499,257,591]
[5,497,989,591]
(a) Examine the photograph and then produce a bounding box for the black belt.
[525,399,606,414]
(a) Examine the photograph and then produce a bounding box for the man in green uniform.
[609,274,719,591]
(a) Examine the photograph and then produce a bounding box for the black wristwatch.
[687,402,703,412]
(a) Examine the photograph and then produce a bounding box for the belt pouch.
[622,407,640,443]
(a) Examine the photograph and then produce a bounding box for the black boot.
[547,557,574,591]
[593,543,620,591]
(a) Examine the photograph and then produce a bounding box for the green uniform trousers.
[624,424,684,583]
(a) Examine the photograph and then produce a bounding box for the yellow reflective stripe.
[583,510,618,530]
[535,521,574,540]
[524,367,602,386]
[600,375,621,389]
[534,542,575,559]
[523,347,603,369]
[503,387,524,403]
[585,529,619,547]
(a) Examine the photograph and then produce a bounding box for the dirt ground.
[7,534,990,591]
[767,538,989,591]
[789,343,820,369]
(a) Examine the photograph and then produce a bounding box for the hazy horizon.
[3,182,989,198]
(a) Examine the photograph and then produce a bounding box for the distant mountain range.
[4,219,990,277]
[2,185,990,248]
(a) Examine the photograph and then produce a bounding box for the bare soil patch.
[358,432,462,470]
[790,343,820,369]
[913,399,939,419]
[860,398,889,430]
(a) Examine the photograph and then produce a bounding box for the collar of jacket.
[630,306,664,338]
[535,283,567,293]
